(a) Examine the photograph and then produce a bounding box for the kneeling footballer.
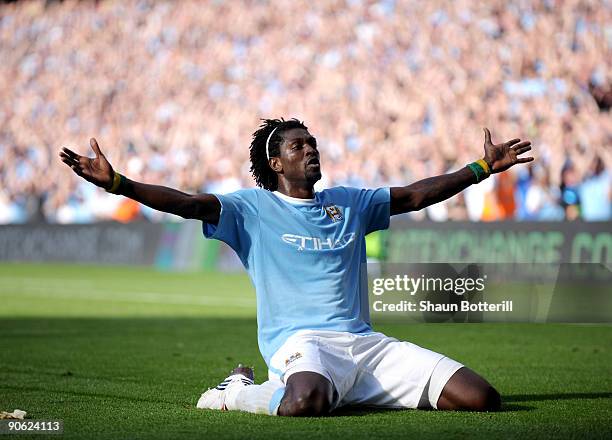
[60,118,533,416]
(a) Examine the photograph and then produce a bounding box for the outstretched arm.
[59,138,221,224]
[390,128,533,215]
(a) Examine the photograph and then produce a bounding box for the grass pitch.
[1,263,611,439]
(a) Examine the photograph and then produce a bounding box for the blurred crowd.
[0,0,610,223]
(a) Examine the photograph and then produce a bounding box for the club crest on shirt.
[324,205,343,222]
[285,352,302,366]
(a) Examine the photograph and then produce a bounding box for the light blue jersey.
[203,186,390,366]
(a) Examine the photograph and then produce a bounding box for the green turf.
[1,263,611,439]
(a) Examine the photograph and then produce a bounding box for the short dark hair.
[249,118,308,191]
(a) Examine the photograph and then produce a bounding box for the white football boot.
[197,365,254,410]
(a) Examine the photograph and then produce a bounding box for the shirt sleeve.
[342,186,391,234]
[202,189,259,265]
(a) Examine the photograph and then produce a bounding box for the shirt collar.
[273,191,317,205]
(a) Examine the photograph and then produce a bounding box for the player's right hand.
[59,138,114,190]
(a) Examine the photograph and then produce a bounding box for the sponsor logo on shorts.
[285,352,302,366]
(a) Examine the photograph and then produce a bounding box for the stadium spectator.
[560,161,582,221]
[580,156,611,221]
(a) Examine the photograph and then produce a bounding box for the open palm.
[59,138,114,189]
[483,128,534,174]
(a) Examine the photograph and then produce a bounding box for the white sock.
[226,380,285,415]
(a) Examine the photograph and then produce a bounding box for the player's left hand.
[482,128,533,173]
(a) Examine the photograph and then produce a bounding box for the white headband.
[265,126,279,161]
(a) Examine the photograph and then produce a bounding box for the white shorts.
[268,330,463,410]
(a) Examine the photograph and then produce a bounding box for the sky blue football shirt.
[203,186,390,366]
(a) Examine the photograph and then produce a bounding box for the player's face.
[278,128,322,185]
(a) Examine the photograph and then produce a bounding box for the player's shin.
[225,380,286,415]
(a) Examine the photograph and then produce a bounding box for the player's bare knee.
[485,386,502,411]
[279,388,331,417]
[294,391,331,416]
[471,385,501,412]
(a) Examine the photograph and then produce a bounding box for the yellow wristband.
[476,159,491,175]
[106,171,122,193]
